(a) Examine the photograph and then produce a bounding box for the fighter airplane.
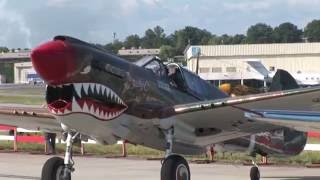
[0,36,320,180]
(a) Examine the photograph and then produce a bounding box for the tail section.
[269,69,299,91]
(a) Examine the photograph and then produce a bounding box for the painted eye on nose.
[80,65,91,74]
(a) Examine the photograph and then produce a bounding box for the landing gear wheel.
[161,155,190,180]
[41,157,70,180]
[250,166,260,180]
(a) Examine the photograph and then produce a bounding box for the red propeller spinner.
[31,40,76,85]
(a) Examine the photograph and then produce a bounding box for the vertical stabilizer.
[269,69,299,91]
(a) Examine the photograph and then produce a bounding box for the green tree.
[232,34,246,44]
[141,26,166,48]
[104,40,124,54]
[165,34,176,47]
[173,26,212,54]
[246,23,274,44]
[124,34,141,49]
[0,47,9,53]
[142,29,156,48]
[153,26,166,47]
[304,19,320,42]
[159,45,176,60]
[208,35,222,45]
[273,22,302,43]
[220,34,233,44]
[0,63,13,83]
[208,34,246,45]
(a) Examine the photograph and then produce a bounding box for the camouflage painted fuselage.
[32,36,307,156]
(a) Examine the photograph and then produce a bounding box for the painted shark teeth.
[73,83,125,105]
[51,83,127,120]
[75,85,82,98]
[72,97,81,111]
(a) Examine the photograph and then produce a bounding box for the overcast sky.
[0,0,320,48]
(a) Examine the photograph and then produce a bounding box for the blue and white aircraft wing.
[245,110,320,132]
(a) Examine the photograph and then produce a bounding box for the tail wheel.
[161,155,190,180]
[41,157,70,180]
[250,166,260,180]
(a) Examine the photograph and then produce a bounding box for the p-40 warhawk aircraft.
[0,36,320,180]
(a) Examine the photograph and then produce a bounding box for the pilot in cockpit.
[168,66,185,90]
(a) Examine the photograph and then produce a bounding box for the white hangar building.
[185,43,320,87]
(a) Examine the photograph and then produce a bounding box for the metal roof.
[186,43,320,59]
[118,48,160,56]
[0,51,30,59]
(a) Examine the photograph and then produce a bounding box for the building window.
[226,67,237,72]
[199,67,210,73]
[212,67,222,73]
[269,66,275,71]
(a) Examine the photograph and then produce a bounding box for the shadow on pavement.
[0,174,40,180]
[263,176,320,180]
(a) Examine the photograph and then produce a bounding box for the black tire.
[161,155,190,180]
[41,157,69,180]
[250,166,260,180]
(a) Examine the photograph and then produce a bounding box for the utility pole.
[195,48,201,75]
[113,32,117,43]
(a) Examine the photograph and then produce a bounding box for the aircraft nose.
[31,40,76,85]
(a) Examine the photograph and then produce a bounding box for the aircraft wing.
[166,86,320,146]
[0,104,61,133]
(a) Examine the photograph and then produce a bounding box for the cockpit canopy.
[136,56,228,100]
[135,56,168,78]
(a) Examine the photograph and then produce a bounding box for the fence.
[0,125,319,155]
[0,125,128,156]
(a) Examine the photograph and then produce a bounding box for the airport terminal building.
[185,43,320,86]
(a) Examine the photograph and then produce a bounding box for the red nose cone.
[31,40,76,85]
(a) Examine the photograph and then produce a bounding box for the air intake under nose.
[31,40,76,85]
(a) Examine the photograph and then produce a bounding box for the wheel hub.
[176,164,189,180]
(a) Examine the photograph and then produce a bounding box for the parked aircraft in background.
[292,72,320,86]
[248,60,320,87]
[0,36,319,180]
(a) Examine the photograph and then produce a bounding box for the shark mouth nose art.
[46,83,127,120]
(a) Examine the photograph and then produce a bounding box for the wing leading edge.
[173,86,320,115]
[0,104,61,133]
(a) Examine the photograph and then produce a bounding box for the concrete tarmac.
[0,153,319,180]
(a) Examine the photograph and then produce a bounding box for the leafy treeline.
[0,47,9,53]
[0,47,29,53]
[103,20,320,60]
[1,20,320,60]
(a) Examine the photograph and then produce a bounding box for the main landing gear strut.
[250,155,260,180]
[161,128,190,180]
[41,132,79,180]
